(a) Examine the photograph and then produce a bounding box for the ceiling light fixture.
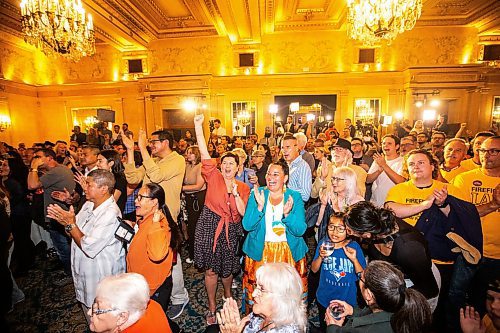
[20,0,96,62]
[346,0,422,46]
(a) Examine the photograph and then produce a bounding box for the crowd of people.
[0,115,499,333]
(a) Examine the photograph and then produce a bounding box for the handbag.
[305,202,322,228]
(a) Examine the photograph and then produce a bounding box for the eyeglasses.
[148,139,165,144]
[253,284,271,295]
[331,177,345,182]
[478,148,500,156]
[327,225,346,233]
[136,194,154,201]
[91,302,118,316]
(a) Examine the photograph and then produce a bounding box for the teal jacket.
[242,187,308,262]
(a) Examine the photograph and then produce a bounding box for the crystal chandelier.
[347,0,422,46]
[237,111,251,128]
[20,0,96,62]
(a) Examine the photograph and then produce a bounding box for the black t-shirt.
[114,173,128,213]
[367,219,439,299]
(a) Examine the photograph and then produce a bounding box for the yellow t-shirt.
[460,158,481,171]
[483,314,500,333]
[440,165,469,183]
[385,180,466,227]
[452,169,500,259]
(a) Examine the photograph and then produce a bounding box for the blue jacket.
[242,187,308,262]
[416,195,482,262]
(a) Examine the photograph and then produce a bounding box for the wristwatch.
[65,223,76,233]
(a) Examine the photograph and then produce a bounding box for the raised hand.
[460,306,485,333]
[253,186,265,211]
[194,114,205,126]
[121,131,135,150]
[283,196,294,217]
[74,172,88,193]
[373,152,387,169]
[320,157,330,180]
[231,182,239,197]
[138,129,148,150]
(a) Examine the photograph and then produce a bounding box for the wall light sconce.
[394,112,404,120]
[0,115,11,132]
[423,109,437,121]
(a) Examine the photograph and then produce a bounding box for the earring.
[283,184,286,193]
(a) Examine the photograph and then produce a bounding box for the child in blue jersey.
[311,212,366,331]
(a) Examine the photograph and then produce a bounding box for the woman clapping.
[241,160,308,313]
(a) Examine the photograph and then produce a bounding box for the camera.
[65,151,71,157]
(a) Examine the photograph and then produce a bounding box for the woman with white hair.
[89,272,171,333]
[217,262,307,333]
[314,167,364,241]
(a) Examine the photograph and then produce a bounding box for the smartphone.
[247,169,256,178]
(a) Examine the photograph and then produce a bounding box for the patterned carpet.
[7,244,319,333]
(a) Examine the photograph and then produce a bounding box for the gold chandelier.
[347,0,422,46]
[20,0,96,62]
[237,111,252,127]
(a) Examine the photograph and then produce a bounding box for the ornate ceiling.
[0,0,499,52]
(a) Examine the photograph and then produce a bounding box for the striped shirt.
[288,155,312,202]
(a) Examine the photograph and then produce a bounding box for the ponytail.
[160,204,182,252]
[391,288,432,333]
[364,261,432,333]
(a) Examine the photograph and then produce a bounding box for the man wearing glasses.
[452,136,500,315]
[122,129,189,319]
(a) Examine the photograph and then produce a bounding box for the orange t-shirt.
[126,213,173,295]
[124,300,172,333]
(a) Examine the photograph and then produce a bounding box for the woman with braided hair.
[326,260,432,333]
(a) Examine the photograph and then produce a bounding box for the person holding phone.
[249,150,268,187]
[241,160,308,314]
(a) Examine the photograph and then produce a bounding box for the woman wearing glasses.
[241,160,308,314]
[217,263,307,333]
[193,114,251,325]
[314,167,364,242]
[126,183,181,316]
[89,272,172,333]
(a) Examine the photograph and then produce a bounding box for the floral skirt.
[242,241,308,313]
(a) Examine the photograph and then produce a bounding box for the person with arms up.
[193,114,250,325]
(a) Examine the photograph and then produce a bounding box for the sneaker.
[168,298,189,320]
[185,258,193,264]
[52,274,73,287]
[206,310,217,325]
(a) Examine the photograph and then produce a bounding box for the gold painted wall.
[0,25,498,145]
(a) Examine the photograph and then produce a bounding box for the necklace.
[441,163,460,172]
[258,320,274,332]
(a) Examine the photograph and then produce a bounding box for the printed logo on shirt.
[272,221,286,236]
[331,269,347,282]
[473,180,482,186]
[323,257,354,284]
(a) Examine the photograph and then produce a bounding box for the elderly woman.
[218,262,307,333]
[194,114,250,325]
[344,201,440,311]
[314,167,364,241]
[126,183,181,314]
[326,261,432,333]
[90,272,171,333]
[182,145,206,264]
[241,160,308,313]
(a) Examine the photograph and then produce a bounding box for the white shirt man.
[367,134,405,207]
[211,119,226,137]
[46,170,125,322]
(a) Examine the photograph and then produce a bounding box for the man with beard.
[259,127,276,147]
